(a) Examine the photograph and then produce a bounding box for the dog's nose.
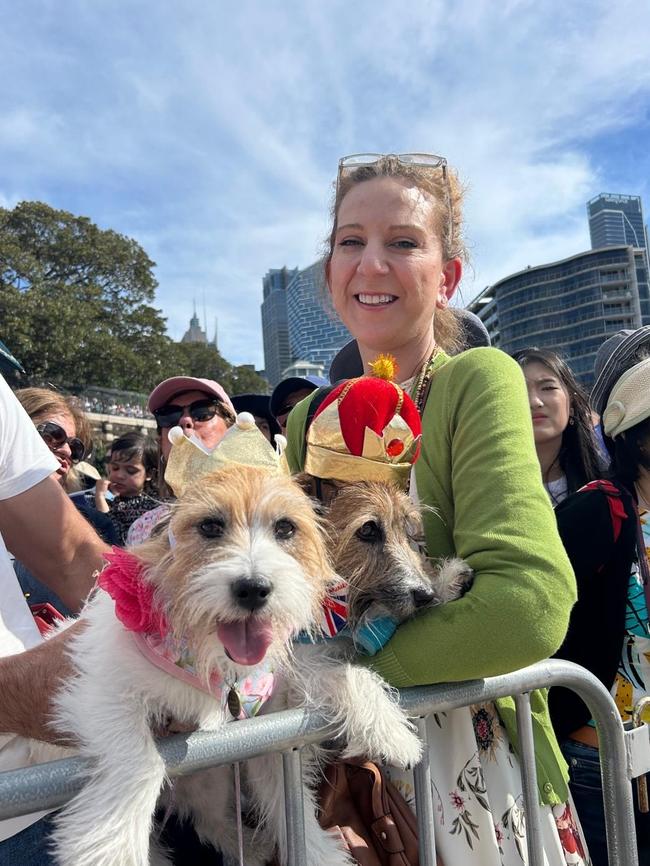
[411,587,436,608]
[231,577,273,612]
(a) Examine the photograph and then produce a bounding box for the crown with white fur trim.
[304,375,422,487]
[164,412,286,497]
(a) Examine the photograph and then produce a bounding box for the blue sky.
[2,0,649,369]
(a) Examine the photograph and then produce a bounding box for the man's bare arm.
[0,627,82,742]
[0,475,109,612]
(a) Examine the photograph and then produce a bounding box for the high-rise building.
[285,262,351,377]
[261,262,351,387]
[588,194,649,268]
[468,245,650,389]
[260,267,298,388]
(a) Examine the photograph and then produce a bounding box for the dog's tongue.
[217,620,275,666]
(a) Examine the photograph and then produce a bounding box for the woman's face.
[38,411,77,483]
[327,176,460,362]
[159,389,230,460]
[522,361,571,448]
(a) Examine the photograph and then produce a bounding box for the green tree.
[0,201,268,397]
[0,201,171,391]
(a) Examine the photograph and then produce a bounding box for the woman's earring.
[569,414,575,426]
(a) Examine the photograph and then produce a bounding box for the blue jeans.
[562,737,650,866]
[0,812,223,865]
[0,814,58,866]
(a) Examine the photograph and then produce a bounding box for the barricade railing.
[0,659,643,866]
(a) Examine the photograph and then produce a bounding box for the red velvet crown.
[304,375,422,486]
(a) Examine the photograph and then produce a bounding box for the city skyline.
[2,0,649,369]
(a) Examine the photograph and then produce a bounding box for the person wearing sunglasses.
[270,375,328,436]
[14,388,91,489]
[283,154,585,864]
[125,377,236,546]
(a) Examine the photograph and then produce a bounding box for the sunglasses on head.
[153,398,221,429]
[36,422,86,463]
[337,152,452,241]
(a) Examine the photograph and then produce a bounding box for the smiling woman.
[13,388,91,491]
[285,152,589,865]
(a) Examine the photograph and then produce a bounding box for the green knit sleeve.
[283,391,317,474]
[366,348,577,688]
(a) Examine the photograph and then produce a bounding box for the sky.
[1,0,649,369]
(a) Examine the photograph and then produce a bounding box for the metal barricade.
[0,658,644,866]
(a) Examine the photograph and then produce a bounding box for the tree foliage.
[0,202,267,396]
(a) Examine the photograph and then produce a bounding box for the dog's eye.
[198,518,225,539]
[274,519,296,540]
[356,521,383,543]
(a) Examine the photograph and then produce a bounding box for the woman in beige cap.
[553,325,650,865]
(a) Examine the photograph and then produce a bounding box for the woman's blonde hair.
[14,387,92,450]
[325,155,468,354]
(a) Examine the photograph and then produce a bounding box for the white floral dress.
[387,704,589,865]
[386,470,591,865]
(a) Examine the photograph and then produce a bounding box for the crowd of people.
[0,151,648,865]
[79,396,149,419]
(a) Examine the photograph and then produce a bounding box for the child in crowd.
[95,432,159,544]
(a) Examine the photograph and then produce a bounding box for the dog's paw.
[435,557,474,602]
[342,716,422,769]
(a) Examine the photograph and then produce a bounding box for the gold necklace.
[412,347,440,415]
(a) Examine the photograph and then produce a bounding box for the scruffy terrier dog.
[46,465,421,866]
[324,480,473,645]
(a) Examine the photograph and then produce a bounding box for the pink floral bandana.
[132,631,275,719]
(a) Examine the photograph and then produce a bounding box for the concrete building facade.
[468,245,650,389]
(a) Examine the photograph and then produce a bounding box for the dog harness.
[98,547,275,719]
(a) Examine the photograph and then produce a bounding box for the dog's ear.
[293,472,316,496]
[293,473,328,516]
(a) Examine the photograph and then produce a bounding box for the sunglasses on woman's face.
[36,422,86,463]
[153,398,221,429]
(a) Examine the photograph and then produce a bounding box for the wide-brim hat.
[231,394,281,438]
[147,377,234,415]
[590,326,650,417]
[270,375,329,417]
[328,307,491,382]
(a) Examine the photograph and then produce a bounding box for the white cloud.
[1,0,649,368]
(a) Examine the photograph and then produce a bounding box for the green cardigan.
[285,347,576,805]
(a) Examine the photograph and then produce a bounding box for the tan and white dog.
[46,465,422,866]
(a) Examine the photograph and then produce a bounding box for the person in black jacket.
[553,325,650,865]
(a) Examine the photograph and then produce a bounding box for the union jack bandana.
[297,578,349,643]
[319,578,349,638]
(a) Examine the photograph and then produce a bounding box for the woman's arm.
[366,349,577,687]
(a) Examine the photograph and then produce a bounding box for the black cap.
[0,339,25,375]
[270,376,329,418]
[231,394,281,438]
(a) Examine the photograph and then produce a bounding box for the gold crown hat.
[164,412,287,498]
[304,356,422,487]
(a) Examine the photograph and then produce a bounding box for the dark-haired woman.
[551,327,650,864]
[512,348,605,505]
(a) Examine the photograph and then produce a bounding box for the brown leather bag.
[318,760,422,866]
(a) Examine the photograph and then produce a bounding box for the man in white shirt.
[0,375,108,862]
